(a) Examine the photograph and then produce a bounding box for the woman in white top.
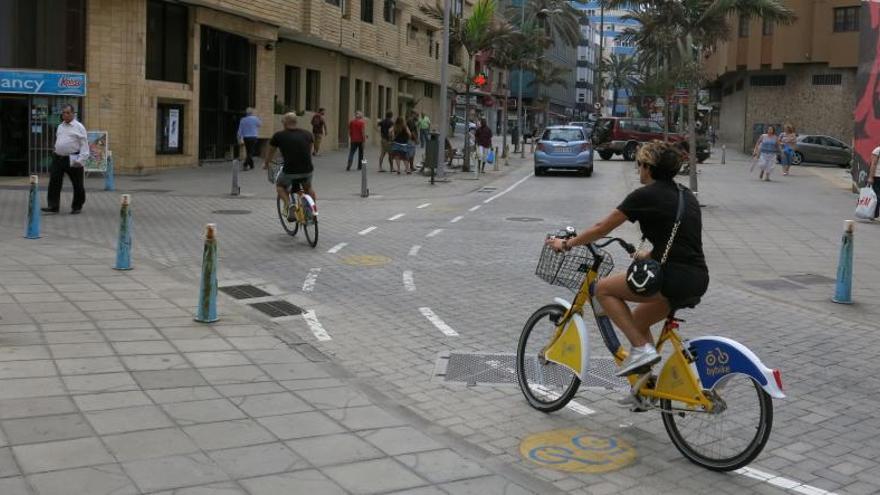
[869,145,880,219]
[752,126,781,181]
[780,124,798,176]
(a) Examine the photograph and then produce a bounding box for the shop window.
[284,66,301,112]
[365,82,372,117]
[361,0,374,23]
[355,79,363,113]
[750,75,786,86]
[738,15,750,37]
[762,18,774,36]
[0,0,86,71]
[424,84,434,98]
[383,0,396,24]
[833,7,859,32]
[156,103,184,154]
[306,70,321,111]
[146,0,188,83]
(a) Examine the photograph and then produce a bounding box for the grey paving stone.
[150,482,248,495]
[438,475,537,495]
[62,372,139,394]
[173,339,234,352]
[0,476,33,495]
[226,337,285,350]
[397,449,492,484]
[162,398,247,425]
[0,377,66,399]
[0,360,56,379]
[207,442,309,478]
[0,396,77,419]
[287,433,384,467]
[243,349,311,365]
[0,345,51,361]
[385,488,447,495]
[240,469,347,495]
[325,405,409,431]
[111,340,177,355]
[214,382,286,397]
[295,386,373,409]
[103,427,201,462]
[73,390,153,412]
[146,387,221,404]
[103,328,165,342]
[44,331,106,344]
[360,426,445,456]
[121,354,190,371]
[258,411,347,440]
[1,413,93,445]
[85,405,174,435]
[260,363,332,381]
[198,365,271,385]
[122,453,229,493]
[55,356,125,375]
[322,458,428,494]
[27,464,139,495]
[183,419,276,451]
[131,369,208,389]
[232,392,312,417]
[184,351,251,368]
[280,378,346,391]
[0,447,20,477]
[160,327,219,340]
[48,342,115,358]
[13,437,115,473]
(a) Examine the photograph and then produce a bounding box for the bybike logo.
[704,347,730,377]
[59,76,83,88]
[520,429,636,474]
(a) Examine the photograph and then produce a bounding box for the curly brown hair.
[636,141,682,181]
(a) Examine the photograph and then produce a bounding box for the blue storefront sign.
[0,70,87,96]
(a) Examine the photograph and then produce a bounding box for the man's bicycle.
[268,163,318,247]
[516,229,785,471]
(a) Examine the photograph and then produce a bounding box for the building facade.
[575,17,600,119]
[0,0,481,175]
[704,0,860,152]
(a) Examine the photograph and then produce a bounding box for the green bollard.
[195,224,219,322]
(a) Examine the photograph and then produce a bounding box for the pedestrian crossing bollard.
[231,159,241,196]
[360,160,369,198]
[195,224,220,323]
[832,220,854,305]
[493,146,500,171]
[104,151,115,191]
[114,194,133,271]
[25,175,40,239]
[721,145,726,165]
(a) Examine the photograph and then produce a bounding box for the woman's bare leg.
[595,274,669,347]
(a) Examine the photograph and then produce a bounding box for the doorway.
[338,76,349,146]
[0,96,29,176]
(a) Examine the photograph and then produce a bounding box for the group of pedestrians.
[752,124,798,181]
[373,110,431,174]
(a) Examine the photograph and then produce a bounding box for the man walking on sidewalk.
[43,104,89,215]
[418,112,431,148]
[311,108,327,156]
[237,107,261,170]
[347,111,366,171]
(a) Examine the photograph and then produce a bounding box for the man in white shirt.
[868,145,880,219]
[43,104,90,214]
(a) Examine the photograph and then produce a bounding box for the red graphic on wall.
[852,1,880,186]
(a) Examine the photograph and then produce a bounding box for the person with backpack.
[310,108,327,156]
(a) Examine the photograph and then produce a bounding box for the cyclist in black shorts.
[263,113,316,221]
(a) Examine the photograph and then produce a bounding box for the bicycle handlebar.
[595,237,636,255]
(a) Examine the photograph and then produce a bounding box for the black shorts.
[276,173,312,192]
[661,262,709,310]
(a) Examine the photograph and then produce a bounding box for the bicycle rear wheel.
[276,197,298,236]
[661,374,773,471]
[516,304,580,412]
[303,216,318,248]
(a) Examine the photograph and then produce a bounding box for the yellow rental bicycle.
[516,229,786,471]
[268,162,318,248]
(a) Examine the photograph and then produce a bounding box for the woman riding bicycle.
[546,141,709,376]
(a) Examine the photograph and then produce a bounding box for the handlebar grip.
[621,241,637,255]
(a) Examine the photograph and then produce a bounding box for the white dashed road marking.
[469,205,481,212]
[359,226,378,235]
[426,229,444,238]
[417,203,431,209]
[484,173,534,204]
[302,310,331,341]
[418,307,458,336]
[408,245,421,256]
[735,467,837,495]
[403,271,416,292]
[450,216,463,223]
[327,242,347,254]
[486,361,596,416]
[388,213,405,221]
[302,268,321,292]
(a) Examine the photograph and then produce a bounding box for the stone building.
[0,0,497,175]
[704,0,860,152]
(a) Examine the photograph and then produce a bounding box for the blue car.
[534,126,594,176]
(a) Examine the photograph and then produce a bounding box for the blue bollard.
[113,194,133,270]
[104,152,115,191]
[832,220,854,304]
[25,175,40,239]
[195,224,220,323]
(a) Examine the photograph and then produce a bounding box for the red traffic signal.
[472,73,487,88]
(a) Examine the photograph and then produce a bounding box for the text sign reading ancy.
[0,70,87,96]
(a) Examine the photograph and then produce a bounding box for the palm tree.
[505,0,583,48]
[600,53,641,117]
[527,60,570,127]
[609,0,796,191]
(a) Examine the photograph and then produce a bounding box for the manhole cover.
[506,217,543,222]
[782,273,835,285]
[212,209,252,215]
[219,284,271,299]
[436,352,628,389]
[129,189,172,193]
[249,300,303,318]
[744,279,804,290]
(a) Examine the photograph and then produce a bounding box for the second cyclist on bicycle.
[264,112,317,221]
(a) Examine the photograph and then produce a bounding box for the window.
[428,32,434,57]
[355,79,363,114]
[813,74,843,85]
[762,18,774,36]
[365,82,372,117]
[833,7,859,32]
[156,103,184,154]
[284,66,301,111]
[385,87,392,113]
[453,0,463,16]
[305,70,321,111]
[435,42,440,60]
[424,83,434,98]
[738,15,750,37]
[361,0,374,23]
[735,79,744,91]
[0,0,86,71]
[378,85,385,117]
[326,0,340,5]
[383,0,396,23]
[409,24,418,41]
[750,74,786,86]
[146,0,188,83]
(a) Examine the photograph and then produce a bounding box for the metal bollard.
[25,175,40,239]
[104,151,115,191]
[493,146,500,171]
[195,224,220,323]
[832,220,854,304]
[231,159,241,196]
[360,159,369,198]
[721,144,726,165]
[114,194,133,271]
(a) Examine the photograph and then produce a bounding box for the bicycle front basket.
[535,243,613,291]
[267,162,282,184]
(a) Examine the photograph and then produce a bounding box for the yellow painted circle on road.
[520,428,636,473]
[341,255,392,267]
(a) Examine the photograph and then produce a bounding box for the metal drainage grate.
[436,352,628,390]
[782,273,835,285]
[477,187,498,193]
[506,217,543,222]
[744,279,804,291]
[212,209,252,215]
[220,284,272,300]
[249,300,304,318]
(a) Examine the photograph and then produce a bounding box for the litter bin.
[425,132,440,172]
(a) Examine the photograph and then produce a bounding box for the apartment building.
[575,17,600,118]
[0,0,477,175]
[704,0,860,152]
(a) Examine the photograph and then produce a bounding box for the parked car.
[783,134,852,167]
[569,120,596,136]
[534,125,593,176]
[591,117,710,163]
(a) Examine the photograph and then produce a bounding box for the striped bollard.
[113,194,133,270]
[104,151,116,191]
[195,224,220,323]
[831,220,854,304]
[25,175,41,239]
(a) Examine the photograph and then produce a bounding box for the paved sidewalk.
[0,225,553,495]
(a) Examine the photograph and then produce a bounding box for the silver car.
[788,135,852,167]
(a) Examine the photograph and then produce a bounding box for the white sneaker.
[616,345,661,377]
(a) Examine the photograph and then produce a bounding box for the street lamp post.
[436,0,451,181]
[594,2,605,117]
[517,0,525,159]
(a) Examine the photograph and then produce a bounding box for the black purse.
[626,185,686,296]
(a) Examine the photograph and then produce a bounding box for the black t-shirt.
[379,118,394,140]
[270,128,314,175]
[617,180,706,269]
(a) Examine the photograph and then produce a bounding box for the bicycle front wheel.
[277,197,298,236]
[516,304,580,412]
[661,374,773,471]
[303,217,318,248]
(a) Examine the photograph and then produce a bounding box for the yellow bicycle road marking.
[520,428,636,474]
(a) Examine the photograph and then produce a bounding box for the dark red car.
[591,117,709,162]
